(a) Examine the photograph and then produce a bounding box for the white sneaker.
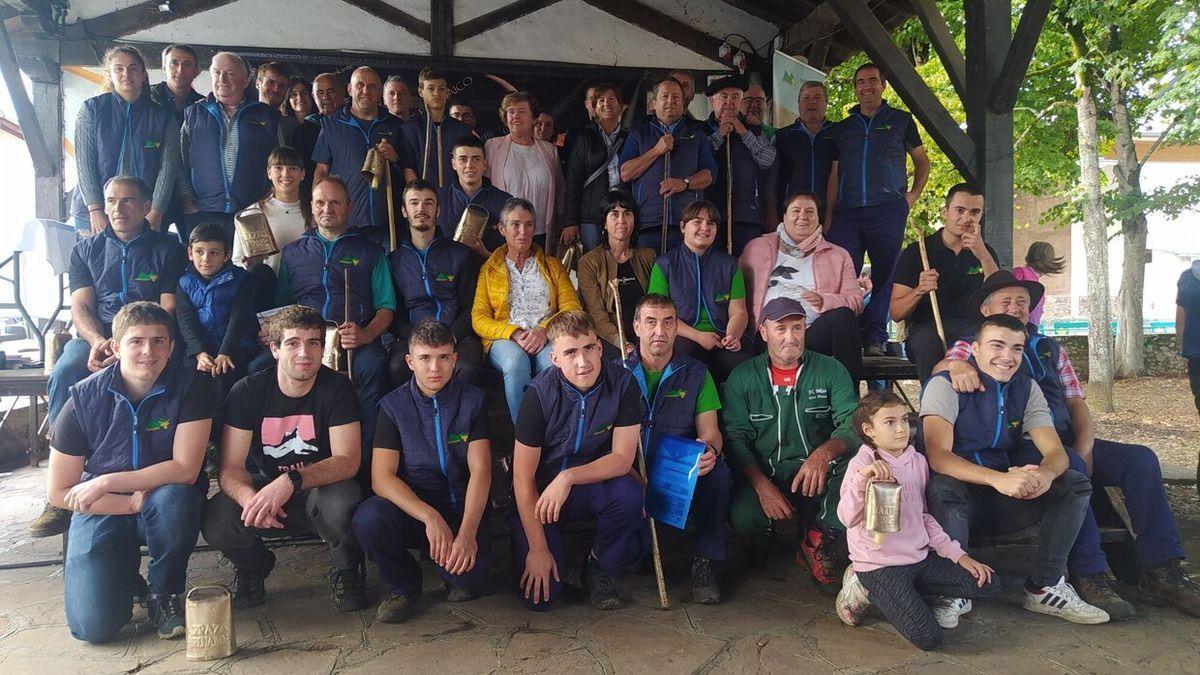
[835,567,871,626]
[1022,576,1110,624]
[931,596,972,629]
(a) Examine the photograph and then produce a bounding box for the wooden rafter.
[339,0,430,41]
[0,21,51,175]
[781,3,842,54]
[453,0,565,43]
[66,0,236,39]
[579,0,726,64]
[989,0,1051,113]
[910,0,967,102]
[718,0,816,26]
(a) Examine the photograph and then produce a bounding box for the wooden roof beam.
[580,0,727,64]
[66,0,236,40]
[910,0,967,101]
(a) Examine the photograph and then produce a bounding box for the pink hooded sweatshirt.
[838,444,966,573]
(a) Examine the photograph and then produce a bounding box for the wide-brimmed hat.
[968,269,1045,316]
[704,75,748,97]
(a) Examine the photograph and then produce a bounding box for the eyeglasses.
[743,97,766,105]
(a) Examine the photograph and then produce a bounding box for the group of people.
[40,43,1199,650]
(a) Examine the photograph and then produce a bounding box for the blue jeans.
[64,482,204,643]
[48,338,93,425]
[487,339,553,422]
[826,200,909,344]
[639,456,731,561]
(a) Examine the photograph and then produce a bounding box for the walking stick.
[344,268,354,380]
[725,138,733,255]
[422,106,433,183]
[385,152,397,252]
[610,279,670,610]
[661,150,671,256]
[915,232,947,352]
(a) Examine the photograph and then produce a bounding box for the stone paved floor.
[1,466,1198,674]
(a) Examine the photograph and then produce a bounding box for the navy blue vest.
[830,102,915,209]
[317,106,406,230]
[623,351,709,461]
[281,229,384,325]
[389,236,474,329]
[701,114,770,224]
[71,92,177,222]
[626,115,708,230]
[527,363,636,487]
[149,81,203,123]
[399,113,473,189]
[932,363,1033,471]
[178,262,256,352]
[183,95,280,214]
[378,374,485,513]
[656,244,739,332]
[435,179,512,249]
[75,224,184,330]
[70,358,197,480]
[774,119,835,212]
[957,330,1073,441]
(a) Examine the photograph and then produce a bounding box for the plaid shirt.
[944,339,1085,399]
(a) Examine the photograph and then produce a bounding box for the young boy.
[177,223,258,395]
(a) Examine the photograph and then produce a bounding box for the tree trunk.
[1110,78,1148,377]
[1067,22,1115,412]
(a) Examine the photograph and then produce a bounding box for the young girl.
[835,392,1000,651]
[1013,241,1065,327]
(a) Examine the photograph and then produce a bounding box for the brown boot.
[29,502,71,538]
[1071,572,1136,621]
[1139,559,1200,617]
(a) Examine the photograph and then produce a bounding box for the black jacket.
[565,122,629,226]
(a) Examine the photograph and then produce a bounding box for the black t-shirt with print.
[223,366,361,479]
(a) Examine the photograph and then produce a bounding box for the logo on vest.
[448,432,469,443]
[664,388,688,399]
[591,423,614,436]
[337,256,361,266]
[135,272,160,282]
[249,119,266,126]
[143,140,162,149]
[967,265,983,275]
[435,273,456,282]
[146,418,170,431]
[714,292,731,303]
[1008,418,1021,430]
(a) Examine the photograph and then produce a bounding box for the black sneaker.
[331,565,370,612]
[691,557,721,605]
[232,550,276,609]
[445,583,476,603]
[863,343,886,358]
[147,593,185,639]
[29,502,71,538]
[375,591,418,623]
[581,555,622,610]
[1072,572,1137,622]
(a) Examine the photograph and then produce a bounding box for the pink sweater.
[838,444,966,573]
[739,233,863,327]
[1012,266,1046,326]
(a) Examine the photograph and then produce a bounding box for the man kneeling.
[353,320,493,623]
[921,313,1108,625]
[48,302,215,642]
[511,311,645,610]
[202,305,369,612]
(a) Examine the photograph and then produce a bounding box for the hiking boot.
[797,527,840,596]
[1022,576,1109,624]
[582,555,622,610]
[29,502,70,538]
[931,597,972,629]
[1072,572,1137,622]
[445,583,476,603]
[863,343,886,357]
[691,557,721,605]
[835,567,870,627]
[331,565,370,612]
[375,592,418,623]
[147,593,185,639]
[1139,559,1200,618]
[231,550,276,609]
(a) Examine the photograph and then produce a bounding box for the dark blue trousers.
[508,474,644,610]
[640,457,731,561]
[826,199,909,344]
[352,495,492,597]
[1012,438,1186,576]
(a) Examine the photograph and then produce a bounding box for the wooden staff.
[421,106,433,183]
[915,232,947,352]
[385,151,397,252]
[725,138,733,255]
[661,150,671,256]
[610,279,670,610]
[344,268,354,380]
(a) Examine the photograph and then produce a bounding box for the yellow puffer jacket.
[471,244,581,352]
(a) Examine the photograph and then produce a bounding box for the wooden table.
[0,368,49,466]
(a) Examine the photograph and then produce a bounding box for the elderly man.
[702,75,776,256]
[891,183,998,383]
[150,44,202,121]
[384,75,414,122]
[932,271,1200,619]
[723,297,858,594]
[312,72,346,117]
[313,66,408,246]
[276,177,395,463]
[401,68,474,190]
[774,81,836,221]
[827,63,930,357]
[619,76,715,253]
[179,51,285,238]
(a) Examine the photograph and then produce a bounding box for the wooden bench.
[0,368,49,466]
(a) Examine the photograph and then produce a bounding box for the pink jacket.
[485,135,565,253]
[838,444,966,573]
[739,233,863,327]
